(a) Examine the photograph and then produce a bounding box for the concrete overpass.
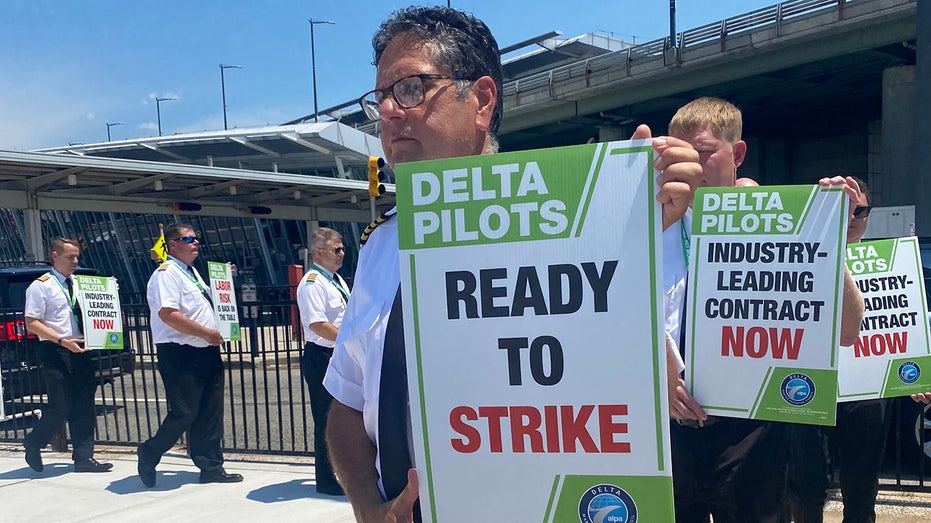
[494,0,927,232]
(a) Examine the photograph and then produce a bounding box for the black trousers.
[140,343,225,472]
[671,418,787,523]
[24,342,97,461]
[786,399,889,523]
[301,341,339,490]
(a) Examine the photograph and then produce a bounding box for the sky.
[0,0,778,151]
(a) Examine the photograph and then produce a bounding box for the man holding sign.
[22,237,112,473]
[666,97,864,523]
[324,6,702,522]
[137,223,242,487]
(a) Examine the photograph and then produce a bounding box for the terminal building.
[0,0,924,299]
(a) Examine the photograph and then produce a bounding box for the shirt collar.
[167,255,192,271]
[50,268,68,283]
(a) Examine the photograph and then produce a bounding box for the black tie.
[65,277,83,335]
[378,289,421,521]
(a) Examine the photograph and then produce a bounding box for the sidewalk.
[0,444,354,522]
[5,442,931,523]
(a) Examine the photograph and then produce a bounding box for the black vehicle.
[0,263,135,402]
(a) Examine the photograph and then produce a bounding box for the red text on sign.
[721,326,803,360]
[448,404,630,454]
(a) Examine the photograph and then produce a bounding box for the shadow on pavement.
[0,462,71,480]
[106,470,200,494]
[248,478,334,503]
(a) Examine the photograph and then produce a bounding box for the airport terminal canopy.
[13,121,392,222]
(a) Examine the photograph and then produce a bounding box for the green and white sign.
[208,261,241,341]
[686,185,848,426]
[74,275,123,350]
[839,237,931,400]
[397,140,674,522]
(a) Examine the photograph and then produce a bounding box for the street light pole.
[308,18,335,123]
[155,96,176,136]
[220,64,242,130]
[106,122,122,141]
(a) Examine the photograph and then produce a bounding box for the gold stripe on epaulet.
[306,273,317,283]
[360,209,395,246]
[36,274,50,282]
[157,262,171,271]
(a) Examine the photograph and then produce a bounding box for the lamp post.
[219,64,242,130]
[308,18,335,123]
[155,96,176,136]
[105,122,122,141]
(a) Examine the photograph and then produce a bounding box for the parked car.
[0,263,135,402]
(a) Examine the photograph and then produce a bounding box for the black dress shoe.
[74,457,113,473]
[23,441,43,472]
[316,483,345,496]
[199,469,244,484]
[137,445,157,487]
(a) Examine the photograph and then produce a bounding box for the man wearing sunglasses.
[138,222,242,487]
[324,6,702,523]
[296,227,349,496]
[786,177,888,523]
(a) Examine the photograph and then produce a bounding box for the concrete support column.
[916,0,931,235]
[304,220,320,268]
[23,196,43,262]
[598,126,630,143]
[880,66,915,209]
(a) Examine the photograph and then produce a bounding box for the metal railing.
[497,0,912,115]
[1,301,314,456]
[2,300,930,491]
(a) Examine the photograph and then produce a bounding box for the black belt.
[676,415,723,428]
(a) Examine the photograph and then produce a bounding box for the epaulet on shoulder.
[305,273,317,283]
[157,262,170,271]
[36,273,50,282]
[360,209,396,246]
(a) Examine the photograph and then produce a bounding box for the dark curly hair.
[372,6,503,139]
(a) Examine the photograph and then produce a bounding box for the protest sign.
[397,140,673,522]
[686,185,847,426]
[208,261,241,341]
[75,275,122,350]
[839,237,931,400]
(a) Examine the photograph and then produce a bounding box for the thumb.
[629,124,652,140]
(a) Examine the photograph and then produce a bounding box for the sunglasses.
[853,205,872,218]
[332,247,345,255]
[171,235,199,244]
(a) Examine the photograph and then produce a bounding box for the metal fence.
[2,300,931,491]
[0,300,315,456]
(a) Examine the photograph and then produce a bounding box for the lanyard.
[680,220,691,267]
[50,272,77,308]
[169,259,210,297]
[312,264,350,302]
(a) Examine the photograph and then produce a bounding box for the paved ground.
[4,442,931,522]
[0,444,354,522]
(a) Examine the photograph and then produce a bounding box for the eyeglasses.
[358,73,471,121]
[853,205,873,218]
[171,235,199,244]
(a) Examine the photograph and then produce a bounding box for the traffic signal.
[368,156,387,197]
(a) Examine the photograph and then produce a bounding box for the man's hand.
[203,329,224,347]
[818,175,862,217]
[631,124,701,230]
[61,337,87,354]
[912,393,931,404]
[666,338,706,421]
[380,469,420,523]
